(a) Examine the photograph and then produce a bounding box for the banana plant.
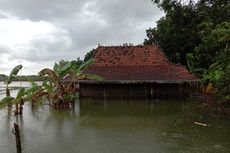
[37,59,103,109]
[0,87,26,115]
[0,65,24,115]
[15,88,26,114]
[0,80,46,114]
[1,60,103,111]
[24,80,46,106]
[0,96,15,108]
[4,65,23,97]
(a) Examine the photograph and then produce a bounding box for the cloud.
[0,18,74,60]
[0,0,164,74]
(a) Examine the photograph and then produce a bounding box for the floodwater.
[0,82,230,153]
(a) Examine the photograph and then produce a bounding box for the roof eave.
[74,79,200,84]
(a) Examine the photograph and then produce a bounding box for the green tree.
[202,32,230,97]
[145,0,230,66]
[145,1,202,65]
[194,22,230,69]
[146,0,230,99]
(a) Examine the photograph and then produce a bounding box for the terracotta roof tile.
[94,45,169,66]
[84,65,197,81]
[84,45,198,81]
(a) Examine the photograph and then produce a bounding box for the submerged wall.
[79,83,195,99]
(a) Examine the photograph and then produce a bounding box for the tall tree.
[145,0,230,66]
[145,1,201,65]
[194,21,230,69]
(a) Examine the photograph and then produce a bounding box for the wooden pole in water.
[103,89,107,110]
[103,89,107,103]
[12,123,22,153]
[144,84,148,103]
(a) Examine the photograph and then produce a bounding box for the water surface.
[0,82,229,153]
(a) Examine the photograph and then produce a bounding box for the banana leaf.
[16,88,26,99]
[63,94,76,101]
[38,68,59,82]
[42,81,53,93]
[79,59,93,71]
[0,88,26,109]
[0,96,15,108]
[70,61,79,73]
[58,61,79,78]
[24,88,48,102]
[26,83,42,95]
[5,65,23,85]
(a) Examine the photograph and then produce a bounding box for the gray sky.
[0,0,163,75]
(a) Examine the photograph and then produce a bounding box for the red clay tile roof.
[94,45,169,66]
[84,45,198,81]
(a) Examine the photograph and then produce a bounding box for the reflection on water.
[0,82,230,153]
[0,99,230,153]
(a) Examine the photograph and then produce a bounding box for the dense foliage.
[145,0,230,98]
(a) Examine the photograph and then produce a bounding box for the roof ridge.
[97,44,159,48]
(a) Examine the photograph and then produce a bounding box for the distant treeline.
[0,74,48,82]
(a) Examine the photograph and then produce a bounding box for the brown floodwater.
[0,82,230,153]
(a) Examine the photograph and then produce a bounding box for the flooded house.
[79,45,199,98]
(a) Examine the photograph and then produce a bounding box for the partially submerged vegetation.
[0,60,102,115]
[1,65,24,115]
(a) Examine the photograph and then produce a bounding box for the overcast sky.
[0,0,163,75]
